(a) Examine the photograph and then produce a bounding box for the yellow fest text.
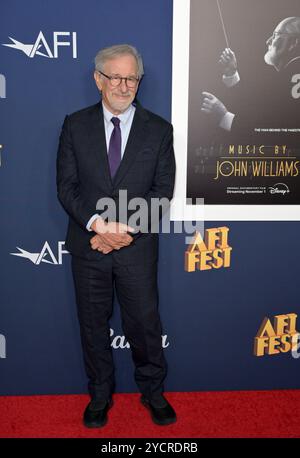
[184,227,232,272]
[254,313,299,356]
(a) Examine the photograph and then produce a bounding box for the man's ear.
[288,37,299,52]
[94,71,102,92]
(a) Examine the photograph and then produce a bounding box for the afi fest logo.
[254,313,300,358]
[10,242,69,265]
[0,74,6,98]
[2,31,77,58]
[0,334,6,359]
[185,227,232,272]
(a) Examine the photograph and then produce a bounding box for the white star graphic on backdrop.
[10,247,51,264]
[2,37,49,57]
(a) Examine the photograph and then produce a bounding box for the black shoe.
[141,395,177,426]
[83,398,113,428]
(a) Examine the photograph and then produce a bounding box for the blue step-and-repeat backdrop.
[1,0,300,396]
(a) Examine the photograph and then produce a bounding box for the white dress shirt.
[86,101,136,231]
[220,71,240,131]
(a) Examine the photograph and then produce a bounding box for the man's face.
[94,54,139,114]
[264,21,291,70]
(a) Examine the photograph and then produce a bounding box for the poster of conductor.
[171,0,300,220]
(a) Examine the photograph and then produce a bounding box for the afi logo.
[0,334,6,359]
[3,31,77,58]
[0,74,6,98]
[10,241,69,265]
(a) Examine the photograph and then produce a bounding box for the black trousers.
[71,253,167,402]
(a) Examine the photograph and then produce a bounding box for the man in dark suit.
[56,44,176,427]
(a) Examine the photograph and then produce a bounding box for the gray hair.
[281,17,300,35]
[94,44,144,79]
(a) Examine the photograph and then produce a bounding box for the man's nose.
[120,79,128,92]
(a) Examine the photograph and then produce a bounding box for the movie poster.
[186,0,300,206]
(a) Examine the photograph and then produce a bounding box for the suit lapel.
[88,102,113,190]
[112,101,149,188]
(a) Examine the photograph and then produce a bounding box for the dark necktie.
[108,117,121,179]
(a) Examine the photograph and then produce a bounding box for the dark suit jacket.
[56,100,176,265]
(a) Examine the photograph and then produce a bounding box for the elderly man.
[201,16,300,132]
[56,44,176,427]
[264,17,300,72]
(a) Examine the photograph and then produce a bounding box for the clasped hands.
[90,218,135,254]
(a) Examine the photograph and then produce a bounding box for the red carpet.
[1,390,300,438]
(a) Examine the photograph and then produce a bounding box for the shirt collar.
[284,55,300,69]
[102,101,135,126]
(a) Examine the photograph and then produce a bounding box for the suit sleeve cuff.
[219,112,235,131]
[222,71,240,88]
[86,214,101,232]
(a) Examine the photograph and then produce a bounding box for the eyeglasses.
[270,32,300,41]
[98,70,139,88]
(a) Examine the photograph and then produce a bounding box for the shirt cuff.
[222,71,240,88]
[86,214,101,232]
[219,112,235,131]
